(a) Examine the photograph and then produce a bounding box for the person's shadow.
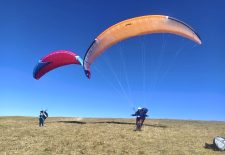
[58,120,167,128]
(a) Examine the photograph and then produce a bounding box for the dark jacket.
[39,113,45,120]
[132,108,148,118]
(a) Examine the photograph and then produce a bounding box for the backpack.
[141,108,148,114]
[213,136,225,151]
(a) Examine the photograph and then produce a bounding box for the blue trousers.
[39,118,44,127]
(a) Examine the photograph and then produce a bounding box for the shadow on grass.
[58,120,167,128]
[204,143,223,151]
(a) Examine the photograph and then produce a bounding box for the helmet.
[138,107,142,110]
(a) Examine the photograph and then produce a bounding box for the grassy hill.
[0,117,225,155]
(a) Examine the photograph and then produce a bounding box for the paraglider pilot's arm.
[131,112,148,117]
[131,111,139,116]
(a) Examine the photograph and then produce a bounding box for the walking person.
[132,107,148,131]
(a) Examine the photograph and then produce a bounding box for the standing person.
[39,110,48,127]
[39,111,44,127]
[132,107,148,131]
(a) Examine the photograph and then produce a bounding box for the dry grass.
[0,116,225,155]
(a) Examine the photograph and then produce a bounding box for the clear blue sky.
[1,0,225,121]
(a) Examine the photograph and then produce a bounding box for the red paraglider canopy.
[33,50,83,80]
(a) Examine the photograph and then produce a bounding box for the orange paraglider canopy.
[83,15,202,79]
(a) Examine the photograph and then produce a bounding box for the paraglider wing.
[83,15,202,79]
[214,136,225,151]
[33,50,83,80]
